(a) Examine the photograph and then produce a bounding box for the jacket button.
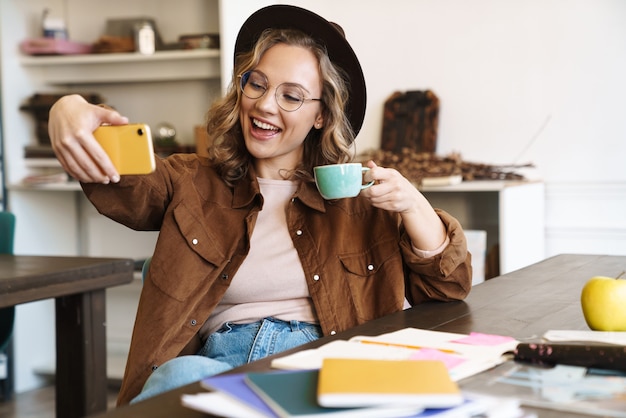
[330,330,336,335]
[190,319,197,326]
[151,364,158,371]
[367,264,374,271]
[221,273,229,280]
[313,274,320,281]
[192,238,198,245]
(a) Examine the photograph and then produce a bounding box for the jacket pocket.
[172,202,226,266]
[148,249,217,302]
[147,204,224,302]
[338,238,404,321]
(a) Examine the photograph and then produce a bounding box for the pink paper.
[451,332,515,346]
[409,348,467,369]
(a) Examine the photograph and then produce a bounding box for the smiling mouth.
[252,118,280,132]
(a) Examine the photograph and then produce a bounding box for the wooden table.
[89,254,626,418]
[0,255,135,418]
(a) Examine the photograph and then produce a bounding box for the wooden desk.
[0,255,134,418]
[89,254,626,418]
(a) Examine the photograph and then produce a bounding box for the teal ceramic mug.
[314,163,374,200]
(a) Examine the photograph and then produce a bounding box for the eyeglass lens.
[240,71,309,112]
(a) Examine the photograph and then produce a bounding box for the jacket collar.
[232,165,261,209]
[231,164,326,212]
[296,180,326,213]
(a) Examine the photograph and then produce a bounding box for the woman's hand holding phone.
[49,94,129,183]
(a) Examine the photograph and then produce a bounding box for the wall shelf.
[24,158,61,168]
[8,182,81,192]
[419,179,537,193]
[20,49,221,84]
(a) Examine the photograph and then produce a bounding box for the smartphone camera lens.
[137,128,144,136]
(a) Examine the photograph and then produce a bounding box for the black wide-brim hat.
[234,5,367,138]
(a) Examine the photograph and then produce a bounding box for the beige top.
[200,178,317,339]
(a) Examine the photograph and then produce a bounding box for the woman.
[49,5,471,405]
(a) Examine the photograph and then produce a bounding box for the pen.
[514,342,626,372]
[358,339,458,354]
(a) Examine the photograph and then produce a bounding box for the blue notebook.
[202,372,279,417]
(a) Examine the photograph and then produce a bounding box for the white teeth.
[253,118,279,131]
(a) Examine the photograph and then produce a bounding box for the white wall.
[220,0,626,257]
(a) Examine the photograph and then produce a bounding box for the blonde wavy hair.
[205,28,355,187]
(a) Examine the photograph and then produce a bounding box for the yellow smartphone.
[93,124,156,175]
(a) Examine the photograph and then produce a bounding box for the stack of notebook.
[181,358,519,417]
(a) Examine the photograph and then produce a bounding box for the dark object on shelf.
[23,145,56,158]
[359,148,533,184]
[381,90,440,154]
[20,93,104,145]
[179,33,220,49]
[92,17,163,53]
[91,36,135,53]
[105,17,162,45]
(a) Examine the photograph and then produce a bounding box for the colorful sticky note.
[451,332,516,346]
[409,348,467,369]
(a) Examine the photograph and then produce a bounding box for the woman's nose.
[255,88,279,113]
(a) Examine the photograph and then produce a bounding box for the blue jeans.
[130,317,322,404]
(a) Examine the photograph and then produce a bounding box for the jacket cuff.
[411,236,450,258]
[401,209,468,278]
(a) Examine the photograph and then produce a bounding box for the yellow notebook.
[317,358,463,408]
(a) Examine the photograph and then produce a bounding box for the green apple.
[580,273,626,331]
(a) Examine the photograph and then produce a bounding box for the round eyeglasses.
[238,70,322,112]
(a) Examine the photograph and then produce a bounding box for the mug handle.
[361,167,374,189]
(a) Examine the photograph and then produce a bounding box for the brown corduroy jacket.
[82,153,472,405]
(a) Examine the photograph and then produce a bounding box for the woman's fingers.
[49,95,128,183]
